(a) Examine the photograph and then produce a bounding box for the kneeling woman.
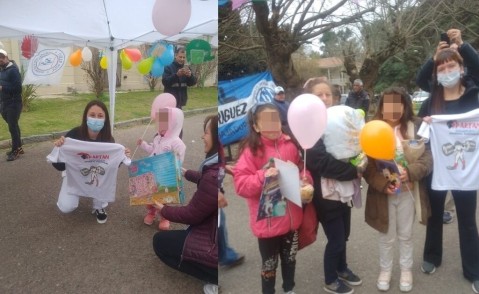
[152,115,218,293]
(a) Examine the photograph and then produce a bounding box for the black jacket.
[0,60,22,108]
[345,89,369,115]
[417,42,479,116]
[161,61,197,107]
[305,138,358,223]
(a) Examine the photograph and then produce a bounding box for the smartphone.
[440,32,450,45]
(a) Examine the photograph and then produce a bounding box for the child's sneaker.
[377,270,391,291]
[473,280,479,294]
[93,209,107,224]
[158,218,170,230]
[203,283,218,294]
[324,279,354,294]
[144,213,156,225]
[337,268,362,286]
[399,270,413,292]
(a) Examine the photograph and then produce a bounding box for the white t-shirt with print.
[418,108,479,190]
[47,138,131,202]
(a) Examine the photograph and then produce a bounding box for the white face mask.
[437,70,461,88]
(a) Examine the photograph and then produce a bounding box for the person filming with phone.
[416,28,479,293]
[162,47,197,110]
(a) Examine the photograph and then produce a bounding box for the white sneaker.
[377,270,391,291]
[285,291,296,294]
[399,270,413,292]
[203,284,218,294]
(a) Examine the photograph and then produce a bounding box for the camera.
[440,32,450,45]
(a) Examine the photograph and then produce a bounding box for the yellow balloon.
[121,50,132,70]
[121,56,133,70]
[359,120,395,160]
[69,49,82,66]
[100,56,108,69]
[137,57,154,75]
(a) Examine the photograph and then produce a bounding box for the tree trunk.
[253,2,303,100]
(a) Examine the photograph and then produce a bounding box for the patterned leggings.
[258,230,298,294]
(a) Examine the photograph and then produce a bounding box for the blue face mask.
[87,117,105,132]
[437,70,461,88]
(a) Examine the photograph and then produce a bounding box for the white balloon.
[81,47,93,62]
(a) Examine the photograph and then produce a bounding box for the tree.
[81,48,107,99]
[219,4,268,80]
[220,0,373,96]
[254,1,375,96]
[343,0,479,98]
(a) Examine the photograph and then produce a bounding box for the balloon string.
[303,149,307,179]
[131,119,153,159]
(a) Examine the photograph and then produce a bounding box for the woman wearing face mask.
[416,29,479,293]
[51,100,131,224]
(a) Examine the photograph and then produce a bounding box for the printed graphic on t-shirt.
[418,109,479,190]
[46,138,131,202]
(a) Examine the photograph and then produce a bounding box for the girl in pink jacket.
[137,107,186,230]
[233,102,312,294]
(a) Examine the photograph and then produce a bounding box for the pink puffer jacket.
[233,134,312,238]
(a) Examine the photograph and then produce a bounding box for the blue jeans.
[219,209,240,265]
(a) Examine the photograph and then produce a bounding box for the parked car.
[412,91,429,104]
[412,91,429,113]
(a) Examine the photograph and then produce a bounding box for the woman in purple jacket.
[153,114,218,294]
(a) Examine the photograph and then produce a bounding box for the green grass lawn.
[0,87,217,141]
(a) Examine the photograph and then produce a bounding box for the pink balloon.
[287,94,327,149]
[150,93,177,120]
[152,0,191,37]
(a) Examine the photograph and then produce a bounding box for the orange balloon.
[359,120,395,160]
[69,49,82,66]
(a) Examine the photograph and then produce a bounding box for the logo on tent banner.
[31,49,66,76]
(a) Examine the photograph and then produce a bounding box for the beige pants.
[379,191,415,271]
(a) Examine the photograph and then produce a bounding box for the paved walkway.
[0,111,214,294]
[220,173,479,293]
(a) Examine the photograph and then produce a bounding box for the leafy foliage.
[20,66,38,112]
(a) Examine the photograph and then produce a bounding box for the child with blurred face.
[253,107,282,141]
[364,87,432,292]
[137,107,186,230]
[233,102,313,294]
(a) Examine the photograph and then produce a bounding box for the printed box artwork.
[128,152,185,205]
[257,174,286,221]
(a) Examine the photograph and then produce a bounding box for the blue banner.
[218,71,276,145]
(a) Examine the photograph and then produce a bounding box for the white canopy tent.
[0,0,218,126]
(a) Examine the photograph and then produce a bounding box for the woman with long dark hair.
[153,114,218,294]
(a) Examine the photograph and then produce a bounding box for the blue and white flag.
[218,71,276,145]
[23,43,70,85]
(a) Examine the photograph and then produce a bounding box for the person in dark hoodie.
[0,49,23,161]
[162,47,197,110]
[415,28,479,293]
[153,114,218,294]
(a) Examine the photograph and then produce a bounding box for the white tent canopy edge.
[0,0,218,127]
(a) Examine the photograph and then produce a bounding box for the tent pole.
[107,48,118,133]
